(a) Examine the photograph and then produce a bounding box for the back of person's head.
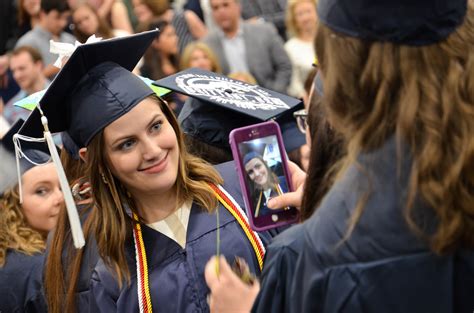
[41,0,70,13]
[184,134,233,165]
[316,0,474,253]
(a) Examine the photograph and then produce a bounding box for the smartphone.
[229,121,299,231]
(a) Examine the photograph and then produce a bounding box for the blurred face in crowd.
[41,9,70,36]
[22,0,41,17]
[132,0,154,24]
[73,5,99,36]
[154,25,179,55]
[293,0,317,35]
[245,157,270,189]
[10,51,43,92]
[104,98,180,198]
[188,48,213,71]
[21,163,63,235]
[210,0,241,33]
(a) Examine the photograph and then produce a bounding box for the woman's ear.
[79,147,88,162]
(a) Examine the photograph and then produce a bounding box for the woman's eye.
[119,139,136,151]
[151,121,163,133]
[35,188,50,196]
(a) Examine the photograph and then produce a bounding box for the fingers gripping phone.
[229,121,299,231]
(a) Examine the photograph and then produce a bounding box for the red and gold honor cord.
[132,184,266,312]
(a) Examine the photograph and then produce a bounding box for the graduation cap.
[153,68,305,152]
[16,30,160,249]
[0,119,51,196]
[18,30,160,147]
[318,0,467,46]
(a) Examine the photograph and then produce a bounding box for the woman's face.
[188,48,213,71]
[21,163,63,234]
[22,0,41,17]
[245,158,269,188]
[156,25,179,56]
[73,6,99,36]
[294,1,317,35]
[104,98,180,198]
[132,0,154,24]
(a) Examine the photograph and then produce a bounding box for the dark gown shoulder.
[0,250,47,313]
[286,137,474,312]
[252,224,304,313]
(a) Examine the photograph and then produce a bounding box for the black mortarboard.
[318,0,467,46]
[0,119,51,195]
[18,30,159,147]
[153,68,305,152]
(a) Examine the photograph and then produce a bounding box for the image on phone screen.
[239,135,290,218]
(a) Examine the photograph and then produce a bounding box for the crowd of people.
[1,0,474,312]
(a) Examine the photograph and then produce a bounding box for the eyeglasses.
[293,109,308,134]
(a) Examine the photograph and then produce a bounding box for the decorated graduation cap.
[0,119,51,196]
[153,68,305,152]
[318,0,467,46]
[16,30,160,249]
[18,30,160,147]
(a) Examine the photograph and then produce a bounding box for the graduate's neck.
[133,186,179,224]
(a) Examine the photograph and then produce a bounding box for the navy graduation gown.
[0,251,47,313]
[90,161,275,312]
[252,224,304,313]
[262,136,474,312]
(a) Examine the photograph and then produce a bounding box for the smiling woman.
[19,31,279,313]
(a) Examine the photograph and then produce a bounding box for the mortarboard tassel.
[40,113,85,249]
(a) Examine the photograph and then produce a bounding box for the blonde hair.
[285,0,317,38]
[316,4,474,254]
[228,72,257,84]
[180,41,222,73]
[0,187,45,267]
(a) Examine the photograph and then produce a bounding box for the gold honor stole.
[132,183,266,313]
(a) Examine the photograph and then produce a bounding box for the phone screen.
[238,134,290,218]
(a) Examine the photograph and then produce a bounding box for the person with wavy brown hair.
[206,0,474,312]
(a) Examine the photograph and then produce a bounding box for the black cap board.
[153,68,305,152]
[18,30,159,147]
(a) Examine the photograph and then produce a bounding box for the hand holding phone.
[267,161,306,210]
[229,121,299,231]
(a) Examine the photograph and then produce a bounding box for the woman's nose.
[142,136,162,160]
[54,188,64,205]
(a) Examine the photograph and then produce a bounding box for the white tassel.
[13,138,24,204]
[41,116,85,249]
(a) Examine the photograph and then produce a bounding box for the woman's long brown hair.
[45,95,223,313]
[300,80,344,221]
[315,4,474,254]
